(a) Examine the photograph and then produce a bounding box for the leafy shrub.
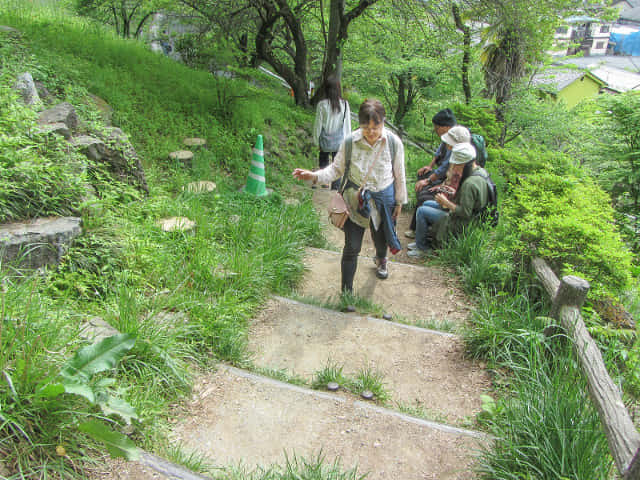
[503,170,632,295]
[491,146,633,296]
[452,102,503,145]
[0,84,87,221]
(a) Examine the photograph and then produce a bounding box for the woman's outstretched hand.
[292,169,317,183]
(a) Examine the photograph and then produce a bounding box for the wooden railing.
[532,257,640,479]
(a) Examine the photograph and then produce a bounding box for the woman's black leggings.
[341,218,388,293]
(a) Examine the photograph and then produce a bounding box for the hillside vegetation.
[0,1,638,479]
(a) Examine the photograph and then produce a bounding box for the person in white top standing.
[294,99,407,293]
[312,75,351,189]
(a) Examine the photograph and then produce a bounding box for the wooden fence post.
[532,258,640,478]
[550,275,590,319]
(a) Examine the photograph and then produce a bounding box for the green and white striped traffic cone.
[242,134,271,197]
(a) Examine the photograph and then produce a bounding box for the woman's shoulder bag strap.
[341,132,397,192]
[340,135,354,193]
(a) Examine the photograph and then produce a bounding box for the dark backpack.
[470,133,488,168]
[470,169,498,227]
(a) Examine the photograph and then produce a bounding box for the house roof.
[613,0,635,10]
[556,55,640,72]
[532,68,607,91]
[590,65,640,91]
[621,6,640,22]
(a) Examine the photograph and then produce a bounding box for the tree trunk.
[317,0,378,97]
[452,5,471,104]
[254,1,309,106]
[134,12,156,39]
[393,71,416,127]
[321,0,345,85]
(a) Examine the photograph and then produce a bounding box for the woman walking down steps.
[294,98,407,293]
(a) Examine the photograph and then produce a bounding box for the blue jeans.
[415,201,447,250]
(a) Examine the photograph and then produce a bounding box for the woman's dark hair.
[358,99,385,125]
[324,75,343,113]
[460,160,475,183]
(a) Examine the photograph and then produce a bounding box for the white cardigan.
[312,99,352,147]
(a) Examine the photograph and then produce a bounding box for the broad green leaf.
[60,334,135,382]
[99,396,139,425]
[79,420,140,460]
[62,381,96,404]
[36,383,66,399]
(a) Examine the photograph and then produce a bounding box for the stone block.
[14,72,41,105]
[38,102,79,131]
[0,217,82,269]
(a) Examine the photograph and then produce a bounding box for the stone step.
[298,248,470,326]
[158,217,196,233]
[169,365,486,480]
[169,150,194,167]
[183,137,207,148]
[184,181,216,194]
[249,296,489,424]
[91,451,212,480]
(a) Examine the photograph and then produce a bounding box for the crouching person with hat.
[407,142,490,258]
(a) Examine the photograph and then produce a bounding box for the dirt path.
[172,367,485,480]
[101,184,489,479]
[299,248,470,326]
[248,296,489,424]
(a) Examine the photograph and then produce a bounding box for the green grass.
[0,1,324,476]
[216,452,366,480]
[476,347,613,479]
[311,362,390,405]
[434,216,616,478]
[251,366,309,387]
[395,401,449,425]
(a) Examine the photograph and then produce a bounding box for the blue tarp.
[610,31,640,56]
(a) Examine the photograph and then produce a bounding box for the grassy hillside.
[0,2,637,479]
[0,2,334,477]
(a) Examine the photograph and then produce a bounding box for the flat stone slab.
[0,216,81,268]
[38,102,79,130]
[158,217,195,233]
[169,150,194,162]
[171,366,484,480]
[79,317,120,343]
[299,248,470,326]
[36,122,71,139]
[249,297,489,424]
[183,137,206,148]
[184,181,216,193]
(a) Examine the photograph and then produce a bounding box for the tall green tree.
[314,0,380,98]
[473,0,604,129]
[595,93,640,252]
[76,0,170,38]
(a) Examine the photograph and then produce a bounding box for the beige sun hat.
[449,142,476,164]
[441,125,471,146]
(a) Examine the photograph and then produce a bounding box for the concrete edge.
[222,365,488,440]
[139,451,213,480]
[272,295,457,339]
